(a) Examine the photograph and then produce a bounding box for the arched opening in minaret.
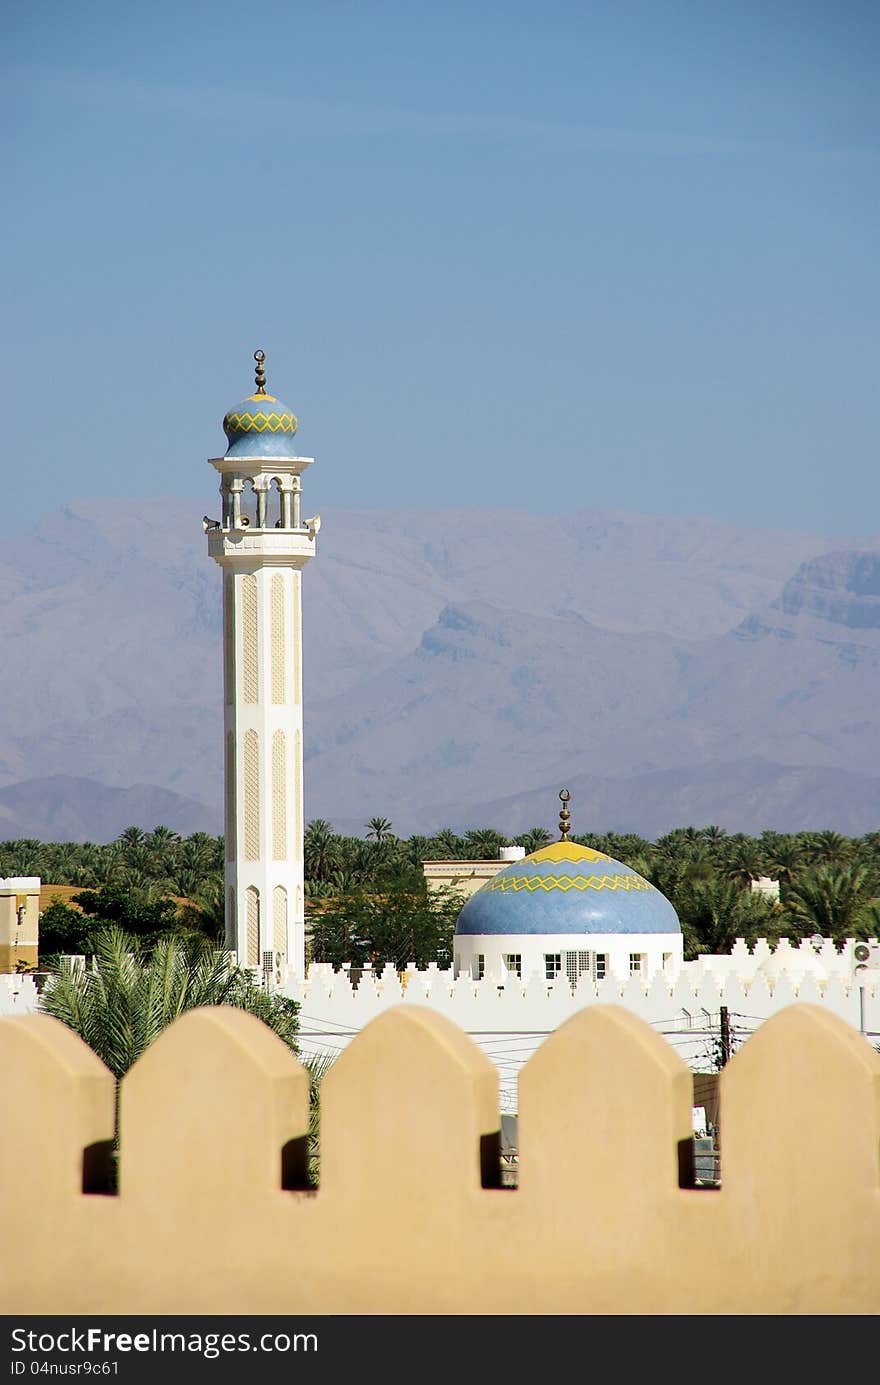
[238,480,258,529]
[272,476,292,529]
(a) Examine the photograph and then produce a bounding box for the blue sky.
[5,1,879,535]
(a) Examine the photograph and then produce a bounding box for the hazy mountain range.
[2,497,879,842]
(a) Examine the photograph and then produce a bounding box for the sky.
[5,0,879,536]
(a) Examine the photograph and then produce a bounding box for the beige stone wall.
[0,944,38,972]
[422,860,505,899]
[1,1003,879,1314]
[0,886,40,974]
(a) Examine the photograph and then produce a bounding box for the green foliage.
[176,872,226,943]
[70,885,181,949]
[38,927,320,1189]
[309,876,462,970]
[38,899,93,956]
[674,878,785,960]
[11,816,880,980]
[783,865,878,943]
[39,926,300,1080]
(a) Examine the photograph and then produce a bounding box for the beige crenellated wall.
[1,1003,879,1315]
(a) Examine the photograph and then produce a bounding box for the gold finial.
[254,349,267,394]
[558,788,571,842]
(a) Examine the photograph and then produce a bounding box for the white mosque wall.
[4,937,877,1116]
[0,973,39,1015]
[286,942,880,1113]
[453,930,684,986]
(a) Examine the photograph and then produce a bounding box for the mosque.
[452,793,683,986]
[208,352,683,987]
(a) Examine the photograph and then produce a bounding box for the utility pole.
[720,1005,731,1067]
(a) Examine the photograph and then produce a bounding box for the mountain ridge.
[2,499,879,839]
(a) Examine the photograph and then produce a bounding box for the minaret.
[206,350,319,976]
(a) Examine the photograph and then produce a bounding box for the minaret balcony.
[207,527,317,565]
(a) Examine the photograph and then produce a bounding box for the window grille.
[565,950,592,985]
[545,953,562,980]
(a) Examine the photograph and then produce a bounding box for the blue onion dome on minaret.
[222,349,300,460]
[455,790,681,938]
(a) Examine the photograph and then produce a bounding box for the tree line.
[5,819,880,967]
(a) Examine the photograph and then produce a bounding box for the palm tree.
[304,821,342,885]
[701,825,727,845]
[601,832,652,861]
[758,832,804,886]
[90,849,127,888]
[655,826,702,854]
[462,828,506,859]
[784,865,876,942]
[169,867,207,902]
[800,830,853,867]
[403,835,431,866]
[2,839,45,875]
[118,842,153,875]
[718,840,764,889]
[366,817,394,842]
[117,826,146,849]
[679,878,783,959]
[40,927,330,1185]
[515,827,552,855]
[40,927,300,1079]
[176,836,216,878]
[144,825,180,856]
[177,872,226,942]
[429,828,464,859]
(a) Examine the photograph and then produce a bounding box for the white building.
[206,350,318,975]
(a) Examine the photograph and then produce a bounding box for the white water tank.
[499,846,526,862]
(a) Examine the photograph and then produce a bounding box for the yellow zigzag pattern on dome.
[486,872,654,895]
[225,410,298,435]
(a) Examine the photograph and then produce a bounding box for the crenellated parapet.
[1,1003,879,1314]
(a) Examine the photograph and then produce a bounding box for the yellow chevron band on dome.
[225,409,298,435]
[486,872,654,895]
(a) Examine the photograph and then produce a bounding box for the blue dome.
[455,842,681,937]
[223,389,300,460]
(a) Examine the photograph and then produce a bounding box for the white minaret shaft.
[206,351,318,976]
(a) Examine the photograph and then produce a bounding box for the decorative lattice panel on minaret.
[271,574,286,705]
[243,729,260,861]
[242,574,259,704]
[245,886,260,966]
[294,729,303,842]
[273,885,287,955]
[225,731,236,861]
[272,730,287,860]
[224,574,234,706]
[292,573,301,698]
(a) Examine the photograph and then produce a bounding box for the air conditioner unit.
[853,941,880,970]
